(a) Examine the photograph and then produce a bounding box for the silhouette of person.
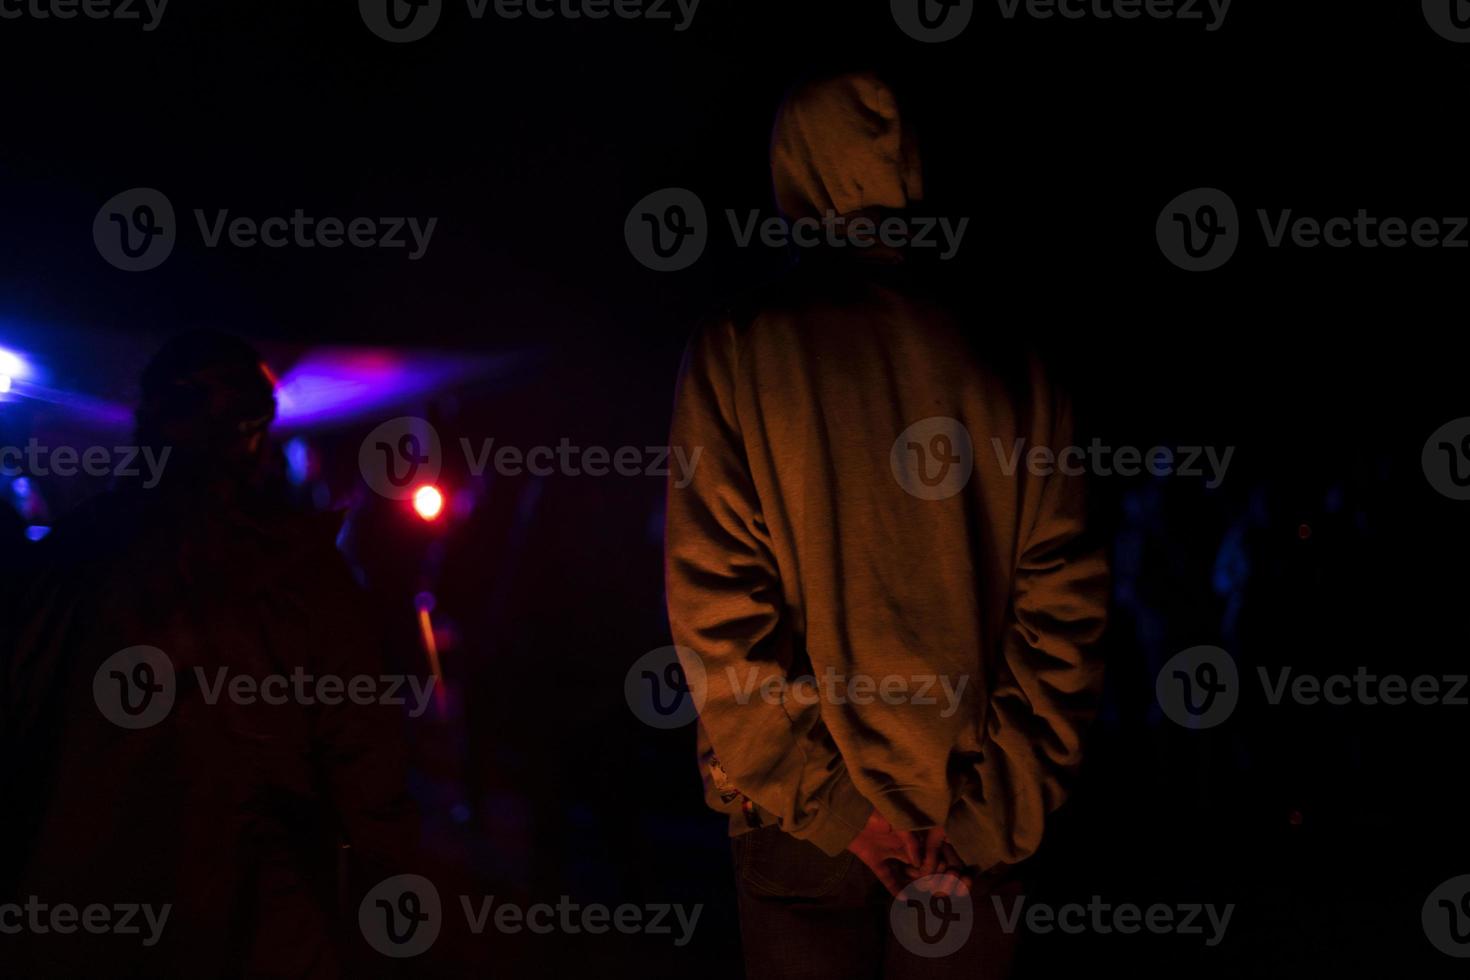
[1,331,418,978]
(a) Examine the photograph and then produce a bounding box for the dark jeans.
[732,826,1025,980]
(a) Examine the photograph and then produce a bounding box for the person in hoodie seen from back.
[664,71,1109,979]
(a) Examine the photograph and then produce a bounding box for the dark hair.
[135,330,276,457]
[138,329,276,431]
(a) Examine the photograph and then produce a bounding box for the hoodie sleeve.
[947,379,1109,874]
[665,319,874,856]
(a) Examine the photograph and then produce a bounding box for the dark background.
[2,0,1468,975]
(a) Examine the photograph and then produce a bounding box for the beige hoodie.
[664,72,1108,873]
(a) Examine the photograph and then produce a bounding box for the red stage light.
[413,484,445,521]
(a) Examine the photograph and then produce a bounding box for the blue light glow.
[284,437,311,486]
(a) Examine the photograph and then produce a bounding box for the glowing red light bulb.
[412,484,445,521]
